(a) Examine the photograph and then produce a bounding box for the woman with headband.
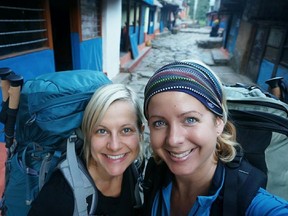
[142,60,288,215]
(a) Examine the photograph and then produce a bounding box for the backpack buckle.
[68,133,78,143]
[227,149,243,169]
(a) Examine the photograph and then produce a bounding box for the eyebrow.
[148,110,203,120]
[178,110,203,118]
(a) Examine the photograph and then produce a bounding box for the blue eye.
[96,129,107,134]
[123,128,132,134]
[185,117,197,124]
[153,120,166,128]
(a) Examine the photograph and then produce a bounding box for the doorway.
[49,0,73,71]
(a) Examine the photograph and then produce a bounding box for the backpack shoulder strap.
[130,160,144,209]
[58,133,97,216]
[142,157,167,216]
[223,152,267,216]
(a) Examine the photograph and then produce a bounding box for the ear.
[215,117,224,136]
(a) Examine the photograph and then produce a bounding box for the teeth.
[106,154,125,160]
[170,150,191,158]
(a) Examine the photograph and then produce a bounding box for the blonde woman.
[29,84,145,216]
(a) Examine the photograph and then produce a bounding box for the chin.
[108,166,128,176]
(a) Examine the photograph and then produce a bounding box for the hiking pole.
[5,73,23,149]
[0,68,12,125]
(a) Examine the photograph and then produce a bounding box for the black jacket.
[28,164,140,216]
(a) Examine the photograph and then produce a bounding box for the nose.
[107,133,122,151]
[167,123,185,146]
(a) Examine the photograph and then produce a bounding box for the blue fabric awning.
[143,0,162,7]
[143,0,154,5]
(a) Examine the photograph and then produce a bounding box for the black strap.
[222,156,267,216]
[142,157,158,215]
[223,152,243,216]
[142,158,167,216]
[237,160,267,215]
[229,110,288,136]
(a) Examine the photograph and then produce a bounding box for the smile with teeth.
[106,153,126,160]
[169,149,193,158]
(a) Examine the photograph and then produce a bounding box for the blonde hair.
[214,92,240,163]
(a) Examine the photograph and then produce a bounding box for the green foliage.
[197,0,209,20]
[188,0,209,21]
[188,0,195,18]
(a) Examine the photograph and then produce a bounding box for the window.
[0,1,49,58]
[80,0,102,41]
[264,28,285,63]
[280,35,288,66]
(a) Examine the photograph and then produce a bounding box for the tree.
[188,0,196,19]
[196,0,209,21]
[188,0,209,22]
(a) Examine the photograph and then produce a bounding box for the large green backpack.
[223,84,288,200]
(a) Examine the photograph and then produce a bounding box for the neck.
[88,162,124,197]
[170,162,217,216]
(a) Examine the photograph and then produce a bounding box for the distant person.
[210,19,220,37]
[28,84,145,216]
[142,60,288,215]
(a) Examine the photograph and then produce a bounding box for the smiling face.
[147,91,224,177]
[89,100,141,179]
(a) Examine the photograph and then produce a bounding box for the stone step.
[211,48,230,65]
[196,37,223,49]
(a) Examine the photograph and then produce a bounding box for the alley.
[118,27,255,97]
[113,27,255,155]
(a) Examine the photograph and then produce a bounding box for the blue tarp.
[143,0,154,6]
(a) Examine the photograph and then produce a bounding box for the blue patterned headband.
[144,61,223,118]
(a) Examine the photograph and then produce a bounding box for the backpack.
[223,84,288,200]
[142,153,267,216]
[0,70,112,216]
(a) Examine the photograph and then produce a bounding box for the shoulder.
[222,157,267,215]
[246,188,288,215]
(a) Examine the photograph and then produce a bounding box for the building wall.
[102,0,121,79]
[144,7,150,34]
[231,20,253,74]
[154,8,161,31]
[216,0,288,102]
[0,50,55,81]
[76,0,103,72]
